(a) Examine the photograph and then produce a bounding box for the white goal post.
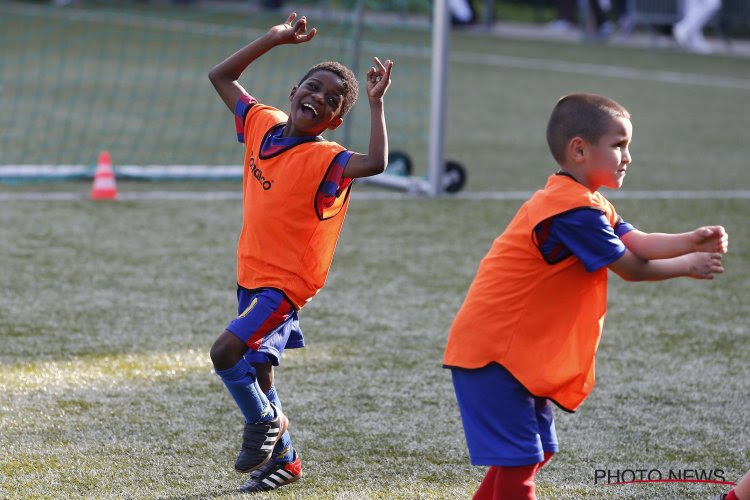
[360,0,451,197]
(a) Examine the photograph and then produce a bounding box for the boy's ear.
[327,116,344,131]
[289,86,298,101]
[568,137,587,164]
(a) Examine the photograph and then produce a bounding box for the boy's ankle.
[273,447,295,463]
[255,403,276,423]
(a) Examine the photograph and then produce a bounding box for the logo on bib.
[248,152,272,191]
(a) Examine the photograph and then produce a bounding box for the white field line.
[4,3,750,92]
[459,190,750,200]
[1,190,749,201]
[447,52,750,91]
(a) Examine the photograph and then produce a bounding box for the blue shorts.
[451,363,559,466]
[226,287,304,366]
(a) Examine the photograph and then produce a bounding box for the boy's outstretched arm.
[620,225,728,260]
[343,57,394,179]
[608,248,724,281]
[208,13,316,112]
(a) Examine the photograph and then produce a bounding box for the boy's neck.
[281,123,322,139]
[556,166,588,189]
[554,170,578,183]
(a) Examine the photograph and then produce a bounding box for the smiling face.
[286,70,345,137]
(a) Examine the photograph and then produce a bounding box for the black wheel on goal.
[443,160,467,193]
[386,151,413,177]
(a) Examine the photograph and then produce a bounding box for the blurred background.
[2,0,749,191]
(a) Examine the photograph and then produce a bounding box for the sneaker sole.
[235,411,289,473]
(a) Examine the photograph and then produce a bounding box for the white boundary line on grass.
[5,3,750,92]
[448,52,750,91]
[458,190,750,200]
[1,190,749,201]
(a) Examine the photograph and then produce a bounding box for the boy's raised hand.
[269,12,316,45]
[367,57,394,101]
[690,226,729,254]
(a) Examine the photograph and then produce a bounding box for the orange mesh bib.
[236,105,351,309]
[443,174,620,411]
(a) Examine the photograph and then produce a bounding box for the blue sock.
[215,358,273,424]
[266,385,295,463]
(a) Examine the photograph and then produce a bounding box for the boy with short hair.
[208,12,393,493]
[443,93,728,499]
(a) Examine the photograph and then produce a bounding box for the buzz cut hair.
[298,61,359,117]
[546,93,631,164]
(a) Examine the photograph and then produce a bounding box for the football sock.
[215,358,274,424]
[726,490,738,500]
[473,453,552,500]
[265,385,295,463]
[472,464,539,500]
[472,467,498,499]
[494,463,539,500]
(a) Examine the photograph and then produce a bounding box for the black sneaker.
[234,404,288,473]
[239,451,302,492]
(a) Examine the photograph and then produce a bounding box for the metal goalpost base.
[359,171,434,195]
[359,151,466,195]
[359,165,466,195]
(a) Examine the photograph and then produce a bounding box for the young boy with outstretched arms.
[443,93,728,499]
[207,13,393,493]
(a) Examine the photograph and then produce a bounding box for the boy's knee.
[210,331,247,371]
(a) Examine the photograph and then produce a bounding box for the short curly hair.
[298,61,359,117]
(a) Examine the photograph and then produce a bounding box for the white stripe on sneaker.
[276,470,294,480]
[262,478,277,488]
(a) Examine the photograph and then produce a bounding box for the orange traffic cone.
[91,150,118,200]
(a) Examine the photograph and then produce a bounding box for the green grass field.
[2,2,750,499]
[2,194,748,499]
